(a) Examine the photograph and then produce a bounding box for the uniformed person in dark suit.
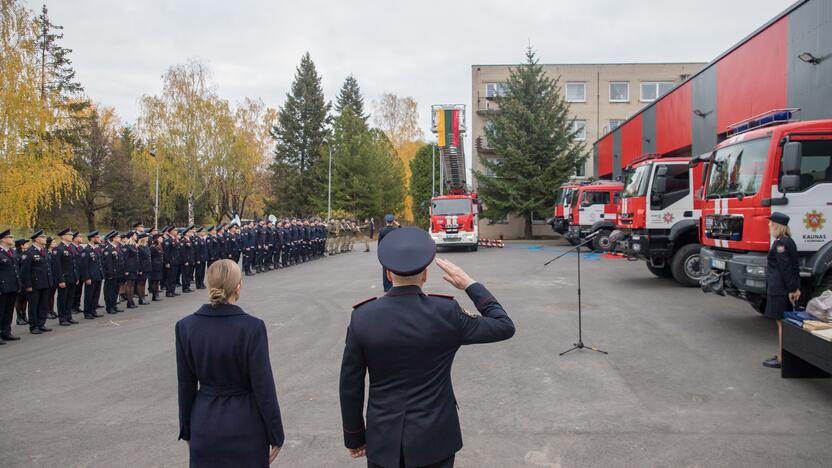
[14,239,29,326]
[377,214,398,292]
[763,212,801,369]
[180,227,195,293]
[137,233,153,304]
[194,227,208,289]
[54,228,80,326]
[149,234,164,301]
[20,230,54,334]
[71,231,84,314]
[102,231,124,314]
[340,228,515,468]
[0,229,21,343]
[80,231,104,319]
[164,226,182,297]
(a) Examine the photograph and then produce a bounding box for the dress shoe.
[763,356,781,368]
[48,312,58,319]
[39,326,52,332]
[93,312,104,318]
[0,340,5,345]
[107,309,118,315]
[166,292,176,298]
[2,334,21,341]
[59,321,72,326]
[152,294,163,302]
[30,328,42,335]
[138,299,150,305]
[72,308,82,314]
[114,306,124,312]
[173,292,181,296]
[183,289,192,294]
[84,315,96,320]
[68,318,80,324]
[245,272,255,277]
[16,318,28,326]
[127,303,138,309]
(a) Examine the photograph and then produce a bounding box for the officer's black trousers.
[367,454,455,468]
[83,281,101,316]
[180,265,192,290]
[72,282,82,311]
[0,291,17,336]
[103,278,119,311]
[242,251,251,272]
[195,262,205,288]
[165,265,179,293]
[26,288,49,329]
[57,283,75,322]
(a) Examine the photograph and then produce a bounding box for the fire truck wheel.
[646,262,673,279]
[591,230,613,252]
[566,237,579,246]
[670,244,703,287]
[470,243,478,252]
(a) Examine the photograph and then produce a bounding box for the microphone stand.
[544,235,608,356]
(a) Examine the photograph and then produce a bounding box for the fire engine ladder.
[431,104,467,194]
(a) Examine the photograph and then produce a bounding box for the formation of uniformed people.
[0,216,355,344]
[326,218,375,256]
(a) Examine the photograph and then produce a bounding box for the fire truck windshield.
[706,137,770,199]
[622,164,651,198]
[432,198,471,215]
[558,187,574,206]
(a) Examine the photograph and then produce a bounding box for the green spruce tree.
[35,4,84,103]
[270,52,331,216]
[409,144,441,228]
[334,74,368,122]
[474,47,587,238]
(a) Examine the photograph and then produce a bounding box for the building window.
[531,210,549,225]
[609,82,629,102]
[609,119,625,130]
[640,81,675,102]
[565,82,586,102]
[483,157,502,177]
[571,120,586,141]
[575,161,586,177]
[486,82,507,99]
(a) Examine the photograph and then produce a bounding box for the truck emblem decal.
[804,210,825,232]
[662,212,674,224]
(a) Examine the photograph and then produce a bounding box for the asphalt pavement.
[1,240,830,467]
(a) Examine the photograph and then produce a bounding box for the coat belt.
[199,384,251,397]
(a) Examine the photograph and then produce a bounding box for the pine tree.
[335,74,367,122]
[35,4,83,102]
[409,144,441,229]
[270,52,331,216]
[474,47,588,238]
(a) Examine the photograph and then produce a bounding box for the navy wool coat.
[340,282,515,468]
[176,304,284,468]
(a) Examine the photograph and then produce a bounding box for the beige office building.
[471,62,705,239]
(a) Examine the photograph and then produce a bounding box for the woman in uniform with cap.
[762,212,801,369]
[137,234,153,305]
[175,259,284,467]
[121,232,140,309]
[150,234,164,302]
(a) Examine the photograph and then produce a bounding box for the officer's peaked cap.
[57,228,71,236]
[30,229,45,240]
[769,212,790,226]
[0,229,11,239]
[377,227,436,276]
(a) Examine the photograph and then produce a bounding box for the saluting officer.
[339,228,515,468]
[149,234,165,301]
[180,227,195,293]
[0,229,21,343]
[54,228,80,326]
[164,226,182,297]
[14,239,29,326]
[80,231,104,319]
[194,227,208,289]
[377,214,398,292]
[762,212,801,369]
[71,231,85,314]
[102,231,124,314]
[20,230,54,334]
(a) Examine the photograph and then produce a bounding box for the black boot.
[152,293,163,302]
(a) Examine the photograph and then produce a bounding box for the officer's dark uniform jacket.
[80,244,104,282]
[340,282,515,468]
[121,244,139,279]
[767,236,800,295]
[139,244,152,275]
[0,246,21,294]
[164,236,181,267]
[54,242,79,285]
[20,246,53,290]
[180,237,194,267]
[150,244,164,281]
[102,243,123,279]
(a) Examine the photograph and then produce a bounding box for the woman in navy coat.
[175,259,284,467]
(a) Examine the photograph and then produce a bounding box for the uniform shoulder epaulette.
[352,297,377,309]
[428,293,454,300]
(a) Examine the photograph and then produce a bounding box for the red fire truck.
[616,153,705,286]
[591,0,831,308]
[429,104,480,251]
[697,111,832,312]
[564,181,623,251]
[549,183,579,236]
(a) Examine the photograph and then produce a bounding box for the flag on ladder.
[436,109,460,147]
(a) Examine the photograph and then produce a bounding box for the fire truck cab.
[549,183,579,235]
[430,192,480,251]
[698,111,832,312]
[565,181,623,250]
[616,154,704,286]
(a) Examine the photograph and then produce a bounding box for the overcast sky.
[38,0,793,147]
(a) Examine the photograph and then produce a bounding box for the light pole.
[432,144,436,196]
[150,148,159,230]
[327,141,333,220]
